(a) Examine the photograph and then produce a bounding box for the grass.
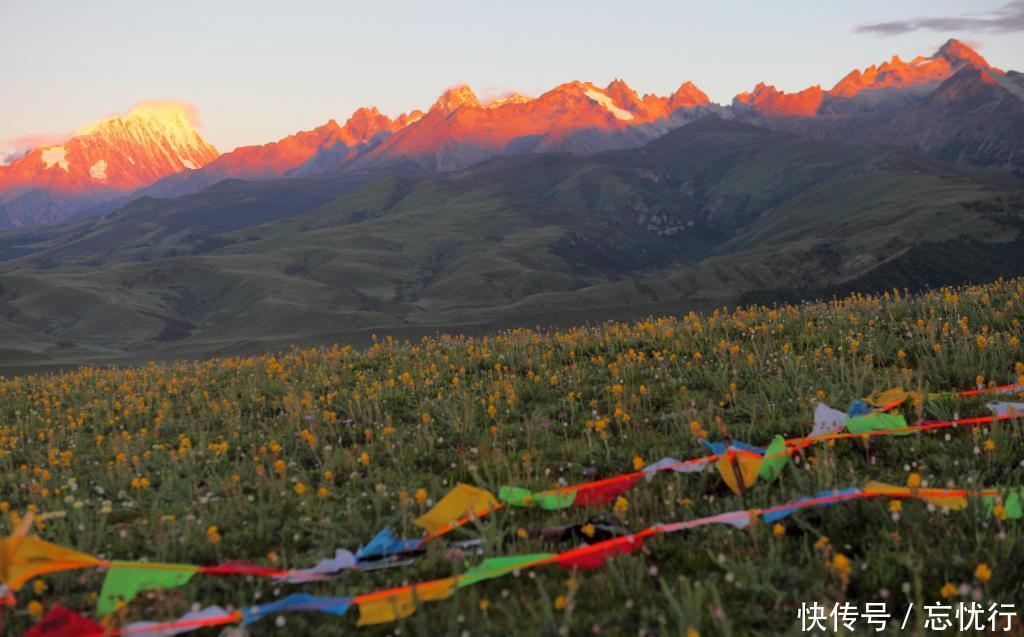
[1,277,1023,635]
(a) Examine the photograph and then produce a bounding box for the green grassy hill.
[0,118,1022,370]
[1,278,1023,635]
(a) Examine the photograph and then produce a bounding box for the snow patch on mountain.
[584,88,634,120]
[41,146,69,171]
[89,160,108,180]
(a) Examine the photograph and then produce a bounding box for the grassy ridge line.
[1,279,1023,635]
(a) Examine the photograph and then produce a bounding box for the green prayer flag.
[498,486,576,510]
[846,413,909,436]
[458,554,555,588]
[1005,492,1022,520]
[97,563,197,615]
[757,435,789,481]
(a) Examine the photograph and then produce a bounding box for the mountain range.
[0,38,1023,370]
[3,39,1020,229]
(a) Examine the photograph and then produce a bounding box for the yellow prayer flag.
[866,387,906,407]
[0,535,100,591]
[716,452,762,496]
[356,577,456,625]
[921,493,968,510]
[864,481,967,510]
[413,484,498,534]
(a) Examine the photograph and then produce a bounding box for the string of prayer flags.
[241,594,353,625]
[761,489,861,523]
[498,486,576,510]
[715,450,763,496]
[356,528,421,561]
[23,606,104,637]
[97,563,197,616]
[414,484,499,535]
[987,402,1024,418]
[757,435,790,481]
[846,412,909,436]
[457,554,555,587]
[356,577,457,625]
[0,535,101,592]
[811,403,849,438]
[123,605,236,637]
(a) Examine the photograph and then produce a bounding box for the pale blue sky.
[1,0,1022,157]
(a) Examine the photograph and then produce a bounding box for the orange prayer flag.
[413,484,498,535]
[0,535,101,591]
[356,577,456,625]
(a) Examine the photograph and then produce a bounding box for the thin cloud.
[856,1,1024,35]
[1,132,72,165]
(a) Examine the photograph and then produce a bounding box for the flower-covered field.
[3,279,1024,635]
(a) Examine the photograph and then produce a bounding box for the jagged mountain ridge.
[3,39,1021,228]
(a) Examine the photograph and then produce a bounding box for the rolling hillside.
[1,118,1022,371]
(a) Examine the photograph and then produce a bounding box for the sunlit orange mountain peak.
[829,38,997,99]
[734,39,1000,118]
[0,100,218,195]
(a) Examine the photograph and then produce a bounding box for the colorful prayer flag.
[242,594,352,625]
[356,577,456,625]
[757,435,790,481]
[23,606,104,637]
[846,412,909,436]
[0,536,100,592]
[414,484,499,534]
[498,486,576,510]
[715,451,762,496]
[458,554,554,587]
[97,563,197,616]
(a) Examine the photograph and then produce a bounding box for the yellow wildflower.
[613,496,628,518]
[975,563,991,582]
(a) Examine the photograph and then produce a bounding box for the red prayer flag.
[571,474,641,508]
[200,561,286,577]
[556,534,645,570]
[23,606,104,637]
